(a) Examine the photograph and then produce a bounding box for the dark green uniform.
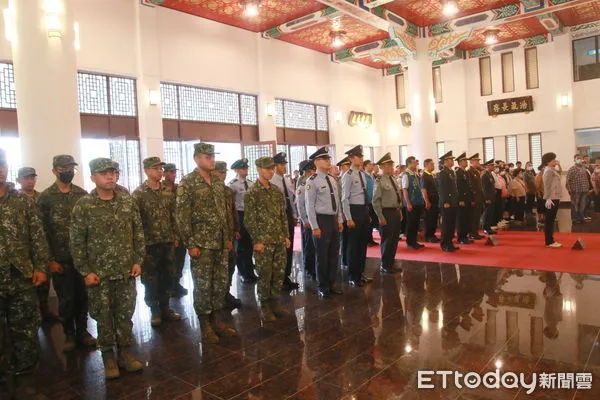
[176,171,230,317]
[455,167,473,242]
[37,182,88,338]
[438,166,459,250]
[0,183,49,372]
[70,189,145,351]
[244,181,289,305]
[132,181,177,312]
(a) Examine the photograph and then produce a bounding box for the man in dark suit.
[481,159,497,235]
[467,154,485,240]
[420,158,439,243]
[438,151,460,252]
[455,153,474,245]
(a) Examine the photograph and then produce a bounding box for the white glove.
[545,199,553,210]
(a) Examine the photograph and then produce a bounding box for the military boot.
[260,304,276,323]
[269,300,290,318]
[211,312,236,336]
[117,348,144,373]
[150,308,162,327]
[101,350,120,380]
[199,315,219,344]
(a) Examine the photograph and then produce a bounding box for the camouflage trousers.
[87,278,136,351]
[190,248,228,316]
[142,243,175,310]
[254,244,286,304]
[52,261,89,335]
[174,242,187,281]
[0,266,40,373]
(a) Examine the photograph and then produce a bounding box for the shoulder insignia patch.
[176,186,185,196]
[306,184,312,191]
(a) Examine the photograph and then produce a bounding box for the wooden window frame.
[528,133,543,167]
[501,52,515,93]
[479,57,492,96]
[573,35,600,82]
[525,47,539,89]
[483,137,495,161]
[505,135,518,165]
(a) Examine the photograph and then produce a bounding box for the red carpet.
[293,228,599,274]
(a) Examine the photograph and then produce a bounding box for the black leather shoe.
[242,275,258,284]
[317,289,331,299]
[451,246,461,251]
[483,230,496,235]
[407,244,423,250]
[426,237,440,243]
[470,234,485,240]
[329,287,343,295]
[282,278,300,291]
[349,280,364,287]
[380,266,401,274]
[458,239,473,245]
[441,246,456,252]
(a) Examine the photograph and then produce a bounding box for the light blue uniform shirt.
[228,177,252,212]
[296,178,309,225]
[341,167,368,220]
[305,170,343,229]
[270,173,298,219]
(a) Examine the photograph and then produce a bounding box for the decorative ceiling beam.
[570,20,600,39]
[432,48,467,67]
[363,0,395,8]
[262,7,342,38]
[467,33,550,58]
[332,38,408,64]
[536,12,565,36]
[428,29,474,59]
[371,6,419,36]
[428,0,595,37]
[384,65,405,76]
[315,0,389,31]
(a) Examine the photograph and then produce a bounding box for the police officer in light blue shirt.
[229,158,258,283]
[341,145,372,287]
[305,147,343,299]
[296,159,316,281]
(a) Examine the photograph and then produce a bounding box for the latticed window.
[316,105,328,131]
[529,133,542,168]
[244,144,273,181]
[126,140,141,190]
[479,57,492,96]
[240,94,258,125]
[275,99,284,127]
[0,137,20,183]
[109,77,136,116]
[432,66,443,103]
[275,99,329,132]
[399,145,408,166]
[78,73,109,114]
[436,142,445,160]
[501,52,515,93]
[505,135,518,165]
[160,83,179,119]
[0,63,16,109]
[483,137,495,162]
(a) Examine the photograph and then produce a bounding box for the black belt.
[383,207,400,210]
[350,204,368,208]
[316,213,336,217]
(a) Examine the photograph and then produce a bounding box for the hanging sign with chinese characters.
[487,96,534,117]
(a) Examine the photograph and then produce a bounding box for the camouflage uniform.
[70,160,145,352]
[0,182,49,372]
[132,174,177,313]
[244,162,289,305]
[175,147,230,318]
[163,164,187,294]
[38,178,88,339]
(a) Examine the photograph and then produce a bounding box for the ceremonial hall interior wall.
[0,0,598,184]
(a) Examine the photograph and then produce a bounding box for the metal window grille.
[290,145,307,172]
[501,52,515,93]
[277,144,288,155]
[436,142,445,159]
[316,105,329,131]
[126,140,142,189]
[529,133,542,168]
[525,47,539,89]
[479,57,492,96]
[240,94,258,125]
[506,135,518,165]
[178,86,240,124]
[283,100,316,130]
[160,83,179,119]
[483,137,495,162]
[77,72,109,114]
[0,137,20,183]
[109,77,137,116]
[0,63,16,109]
[244,144,273,181]
[275,99,284,127]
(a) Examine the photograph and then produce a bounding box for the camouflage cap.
[0,148,6,166]
[194,143,218,156]
[89,158,116,174]
[215,161,228,173]
[143,156,165,169]
[112,161,120,172]
[163,163,177,172]
[255,156,275,168]
[53,154,78,169]
[17,167,37,179]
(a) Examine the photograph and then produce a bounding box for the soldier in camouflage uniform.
[0,148,49,394]
[132,157,181,327]
[162,163,188,298]
[112,161,130,195]
[70,158,145,380]
[244,157,291,322]
[213,162,242,309]
[37,155,96,352]
[176,143,236,344]
[16,167,39,199]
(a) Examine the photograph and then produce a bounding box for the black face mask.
[58,171,75,184]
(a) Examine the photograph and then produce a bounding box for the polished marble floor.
[6,209,600,399]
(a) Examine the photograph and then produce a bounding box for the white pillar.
[134,0,164,160]
[407,38,436,162]
[256,39,277,143]
[11,0,83,188]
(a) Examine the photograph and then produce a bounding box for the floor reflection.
[5,209,600,399]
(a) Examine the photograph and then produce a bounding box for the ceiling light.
[484,29,500,45]
[240,0,260,17]
[442,0,458,17]
[330,30,347,48]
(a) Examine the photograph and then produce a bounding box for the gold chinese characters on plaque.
[487,96,533,117]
